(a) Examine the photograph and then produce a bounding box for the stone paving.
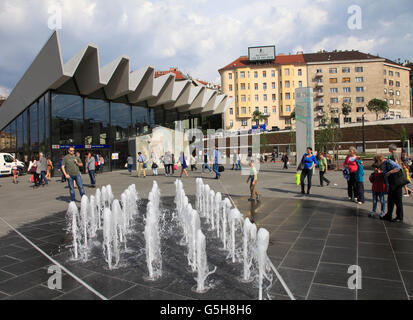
[0,163,412,300]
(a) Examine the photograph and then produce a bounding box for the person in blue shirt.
[213,146,221,179]
[299,147,318,195]
[137,152,146,178]
[354,159,365,204]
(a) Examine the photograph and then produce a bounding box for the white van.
[0,153,26,176]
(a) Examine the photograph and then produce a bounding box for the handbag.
[173,164,178,171]
[30,165,37,174]
[388,170,409,190]
[297,155,305,171]
[143,163,147,169]
[218,165,225,172]
[152,163,158,169]
[295,172,301,185]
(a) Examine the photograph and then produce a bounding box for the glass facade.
[0,88,213,174]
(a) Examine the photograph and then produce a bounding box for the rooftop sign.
[248,46,276,62]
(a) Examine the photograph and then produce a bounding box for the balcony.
[316,101,324,107]
[316,110,324,117]
[316,91,324,97]
[315,70,323,76]
[315,81,323,87]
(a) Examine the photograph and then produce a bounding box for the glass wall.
[84,98,109,145]
[132,105,150,136]
[29,102,38,151]
[111,102,131,141]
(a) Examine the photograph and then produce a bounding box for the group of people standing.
[28,152,52,188]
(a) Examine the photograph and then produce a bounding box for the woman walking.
[299,147,318,194]
[344,147,359,201]
[86,152,96,188]
[318,152,330,187]
[12,158,19,184]
[46,155,53,180]
[179,152,189,178]
[28,154,39,188]
[374,154,404,222]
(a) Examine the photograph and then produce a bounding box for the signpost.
[295,87,314,162]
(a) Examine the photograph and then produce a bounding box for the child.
[355,158,364,204]
[369,165,386,217]
[402,162,413,196]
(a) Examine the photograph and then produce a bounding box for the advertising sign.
[248,46,276,62]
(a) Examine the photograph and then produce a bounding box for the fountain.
[144,195,162,280]
[89,195,97,238]
[95,188,102,229]
[257,228,272,300]
[221,198,232,250]
[214,192,222,238]
[227,208,243,263]
[241,218,257,283]
[194,229,217,293]
[67,202,81,260]
[209,189,215,230]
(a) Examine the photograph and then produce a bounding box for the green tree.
[367,98,389,120]
[252,110,266,126]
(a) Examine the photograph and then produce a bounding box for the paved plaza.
[0,163,413,300]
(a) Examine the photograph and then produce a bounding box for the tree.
[367,99,389,120]
[315,106,342,164]
[341,103,352,117]
[252,110,266,126]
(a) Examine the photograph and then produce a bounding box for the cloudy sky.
[0,0,412,97]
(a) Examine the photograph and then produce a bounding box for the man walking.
[37,152,48,186]
[246,160,260,201]
[202,150,212,174]
[61,147,85,202]
[86,152,96,188]
[213,146,221,180]
[137,152,146,178]
[236,150,242,170]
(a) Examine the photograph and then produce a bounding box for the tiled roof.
[155,68,187,80]
[219,53,305,71]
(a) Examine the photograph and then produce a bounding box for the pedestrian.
[151,151,158,176]
[28,154,39,187]
[213,146,221,180]
[236,150,242,170]
[126,154,134,175]
[374,154,404,222]
[231,150,237,170]
[299,147,317,194]
[61,147,85,202]
[12,158,19,184]
[37,152,48,186]
[137,152,146,178]
[271,151,276,163]
[369,164,386,218]
[163,152,171,176]
[388,144,400,164]
[246,160,260,201]
[86,152,96,188]
[402,161,413,196]
[179,152,189,178]
[190,151,197,171]
[202,150,212,173]
[318,152,330,187]
[343,147,359,201]
[45,155,53,180]
[99,155,105,173]
[354,158,365,204]
[57,154,66,182]
[95,154,100,173]
[281,152,289,169]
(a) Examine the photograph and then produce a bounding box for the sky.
[0,0,412,97]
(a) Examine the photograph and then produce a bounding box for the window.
[285,118,291,125]
[271,70,275,77]
[342,67,350,73]
[389,99,394,105]
[263,83,267,90]
[254,71,258,78]
[272,82,276,89]
[389,71,394,76]
[355,67,363,72]
[384,70,387,75]
[396,90,400,96]
[229,84,233,91]
[355,77,364,82]
[356,97,364,103]
[229,73,232,79]
[343,97,351,103]
[272,94,276,101]
[229,120,233,127]
[285,93,291,100]
[330,88,338,93]
[356,87,364,92]
[384,89,387,94]
[356,107,365,113]
[329,78,338,83]
[384,79,387,84]
[396,81,400,87]
[342,77,351,83]
[298,69,302,76]
[241,95,246,102]
[285,105,291,112]
[255,106,259,112]
[329,68,337,73]
[262,71,267,78]
[254,83,258,90]
[344,117,352,123]
[357,117,363,123]
[284,69,290,76]
[343,87,351,93]
[285,81,290,88]
[298,81,303,88]
[396,100,401,105]
[263,94,267,101]
[264,106,268,114]
[240,83,246,90]
[241,107,246,114]
[255,95,259,102]
[248,83,250,90]
[389,89,394,95]
[272,107,276,113]
[396,72,400,77]
[389,80,394,86]
[229,108,233,115]
[316,68,322,73]
[240,71,245,78]
[242,119,248,126]
[331,97,339,103]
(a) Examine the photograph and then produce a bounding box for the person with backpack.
[299,147,317,195]
[151,151,159,176]
[354,158,365,204]
[369,164,386,218]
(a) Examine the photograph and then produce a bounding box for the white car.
[0,153,26,176]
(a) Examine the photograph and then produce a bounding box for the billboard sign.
[248,46,276,62]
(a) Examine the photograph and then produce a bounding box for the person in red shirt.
[343,146,359,201]
[369,164,386,217]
